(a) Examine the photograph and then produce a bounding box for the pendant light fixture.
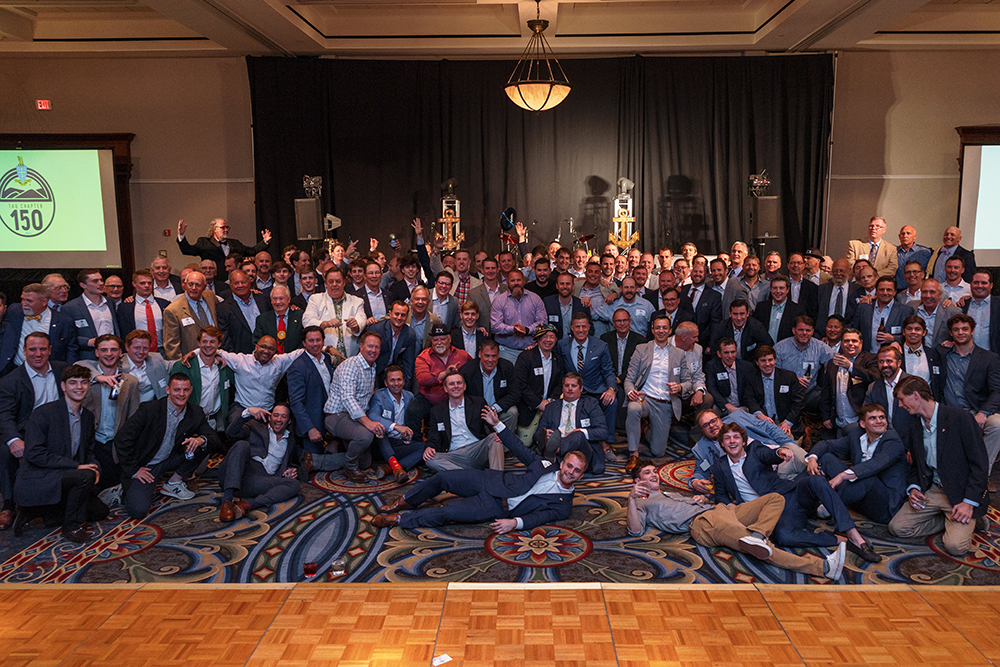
[504,0,571,112]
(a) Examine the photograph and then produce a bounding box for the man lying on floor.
[626,459,846,580]
[371,406,585,532]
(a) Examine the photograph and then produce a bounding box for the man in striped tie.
[532,374,610,474]
[557,312,618,462]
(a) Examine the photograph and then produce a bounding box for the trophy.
[609,177,638,250]
[437,178,464,250]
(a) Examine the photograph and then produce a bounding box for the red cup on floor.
[303,561,318,577]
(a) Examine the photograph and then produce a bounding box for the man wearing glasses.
[176,218,272,268]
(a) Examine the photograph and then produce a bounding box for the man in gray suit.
[467,257,507,333]
[120,330,172,403]
[912,279,959,347]
[624,314,692,471]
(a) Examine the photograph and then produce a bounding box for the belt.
[500,498,510,512]
[645,395,669,404]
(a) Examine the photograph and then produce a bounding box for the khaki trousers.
[888,484,976,556]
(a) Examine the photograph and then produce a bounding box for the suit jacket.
[818,352,879,424]
[743,367,806,435]
[0,361,67,445]
[63,295,122,360]
[852,301,915,352]
[74,360,141,438]
[601,330,644,383]
[367,387,415,438]
[162,291,220,361]
[710,443,795,505]
[368,319,418,388]
[535,396,608,445]
[428,395,489,453]
[962,296,1000,354]
[14,399,97,507]
[864,372,917,439]
[789,279,820,321]
[225,412,297,473]
[710,318,774,362]
[359,288,393,321]
[752,299,806,343]
[914,303,961,348]
[928,244,977,283]
[624,341,691,420]
[900,344,945,401]
[0,304,78,374]
[217,292,270,354]
[429,294,461,332]
[252,309,304,353]
[406,311,444,351]
[177,234,268,267]
[459,358,518,412]
[513,347,565,427]
[169,357,235,421]
[905,404,989,517]
[121,352,171,400]
[647,307,696,338]
[386,279,425,305]
[556,336,616,395]
[543,295,591,339]
[704,356,755,413]
[451,327,488,360]
[809,424,909,515]
[468,282,507,332]
[286,351,335,438]
[116,296,172,347]
[815,282,859,336]
[846,238,899,278]
[680,283,723,349]
[934,344,1000,415]
[113,397,219,478]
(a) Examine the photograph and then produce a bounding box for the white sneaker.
[816,504,831,519]
[98,484,122,506]
[738,534,773,560]
[161,480,195,500]
[824,542,847,581]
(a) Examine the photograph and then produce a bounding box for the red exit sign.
[36,100,51,110]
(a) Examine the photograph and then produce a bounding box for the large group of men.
[0,213,994,580]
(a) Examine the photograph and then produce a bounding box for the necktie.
[690,286,701,310]
[834,287,843,317]
[277,314,286,354]
[144,299,157,349]
[194,300,209,326]
[332,298,346,356]
[910,347,922,357]
[617,338,626,375]
[577,344,585,373]
[870,242,879,259]
[25,314,42,322]
[564,402,574,433]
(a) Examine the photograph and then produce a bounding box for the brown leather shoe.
[297,453,314,481]
[379,496,412,513]
[394,468,409,485]
[234,500,251,518]
[344,468,368,484]
[625,453,640,474]
[371,513,400,528]
[219,501,236,522]
[0,508,15,531]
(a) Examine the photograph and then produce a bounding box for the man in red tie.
[116,270,171,353]
[252,285,304,355]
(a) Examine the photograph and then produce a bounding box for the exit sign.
[36,100,51,110]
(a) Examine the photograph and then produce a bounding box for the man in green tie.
[532,373,610,474]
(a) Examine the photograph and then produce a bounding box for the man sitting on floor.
[366,365,424,483]
[534,373,609,474]
[626,460,845,580]
[423,370,505,472]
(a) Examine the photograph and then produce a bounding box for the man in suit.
[424,371,504,472]
[405,286,443,353]
[121,330,171,403]
[753,276,805,344]
[217,270,270,354]
[899,315,943,393]
[253,285,303,355]
[557,312,618,460]
[786,254,820,317]
[0,333,67,530]
[743,345,806,439]
[963,270,1000,354]
[368,301,418,388]
[680,263,723,349]
[373,408,586,533]
[117,270,172,353]
[806,405,909,524]
[815,259,859,337]
[286,326,334,455]
[643,267,674,311]
[818,328,879,435]
[199,259,231,298]
[217,403,301,522]
[705,338,755,416]
[468,257,507,333]
[845,216,898,279]
[113,373,219,519]
[534,373,609,474]
[12,364,108,542]
[625,314,692,470]
[169,326,234,436]
[150,256,184,302]
[889,376,990,555]
[302,266,368,358]
[451,301,488,359]
[914,279,960,348]
[359,259,392,325]
[601,309,644,420]
[386,255,427,304]
[427,271,461,333]
[864,344,915,437]
[928,226,977,284]
[544,273,590,340]
[162,271,218,361]
[460,340,519,433]
[710,299,773,362]
[63,269,121,361]
[0,283,77,376]
[896,225,933,290]
[649,288,695,338]
[853,276,914,353]
[512,325,564,434]
[176,217,270,268]
[366,365,424,483]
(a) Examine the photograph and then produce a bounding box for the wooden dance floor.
[3,583,1000,666]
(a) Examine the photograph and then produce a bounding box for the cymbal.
[498,233,518,244]
[576,234,596,244]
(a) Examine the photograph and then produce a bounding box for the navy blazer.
[905,404,989,517]
[752,299,806,343]
[15,399,97,507]
[459,358,518,412]
[709,317,774,361]
[286,351,334,438]
[0,361,68,446]
[113,398,220,478]
[359,288,393,321]
[116,296,172,345]
[852,301,914,353]
[710,443,796,505]
[680,284,724,348]
[225,411,299,471]
[815,282,860,337]
[790,279,820,321]
[252,309,304,353]
[0,304,78,374]
[900,344,945,401]
[704,356,755,413]
[217,293,270,354]
[451,327,488,359]
[368,319,418,388]
[428,395,489,453]
[513,347,565,427]
[368,387,415,434]
[177,234,267,268]
[63,295,122,360]
[929,244,976,283]
[542,294,591,339]
[743,368,806,435]
[962,296,1000,354]
[556,336,616,395]
[810,424,909,515]
[818,352,880,424]
[601,330,645,383]
[864,373,917,439]
[934,344,1000,415]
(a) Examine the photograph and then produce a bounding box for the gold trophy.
[436,178,464,250]
[609,177,638,250]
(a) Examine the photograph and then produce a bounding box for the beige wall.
[0,56,255,273]
[826,50,1000,259]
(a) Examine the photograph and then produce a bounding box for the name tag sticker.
[499,379,507,388]
[382,409,393,419]
[636,309,646,316]
[932,366,941,375]
[858,253,869,261]
[534,367,544,376]
[700,459,711,471]
[747,343,757,351]
[581,418,591,427]
[891,326,901,334]
[803,362,812,369]
[181,317,195,327]
[436,422,446,431]
[548,315,559,322]
[224,380,230,389]
[717,372,729,381]
[779,385,789,393]
[74,319,88,328]
[492,403,501,413]
[673,367,681,375]
[158,378,167,388]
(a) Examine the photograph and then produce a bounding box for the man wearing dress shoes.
[533,373,609,474]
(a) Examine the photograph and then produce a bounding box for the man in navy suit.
[451,301,488,359]
[373,406,586,532]
[286,326,335,454]
[368,301,418,388]
[928,226,976,284]
[512,325,564,431]
[743,346,806,439]
[863,345,915,436]
[534,374,609,474]
[681,263,723,350]
[63,269,121,361]
[252,285,303,355]
[544,273,591,340]
[366,365,424,483]
[601,309,644,429]
[710,299,773,362]
[704,338,755,416]
[899,315,943,393]
[815,259,860,338]
[752,276,805,344]
[557,313,618,460]
[423,371,504,471]
[806,405,909,524]
[785,253,820,319]
[0,333,67,530]
[12,364,108,542]
[962,270,1000,354]
[460,341,519,432]
[117,270,172,353]
[217,270,270,354]
[1,283,78,378]
[852,276,914,353]
[818,328,879,435]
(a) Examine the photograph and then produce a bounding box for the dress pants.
[19,468,109,532]
[122,448,206,519]
[888,484,976,556]
[543,431,603,475]
[818,452,895,524]
[689,494,824,576]
[399,469,506,529]
[324,411,375,472]
[375,436,426,470]
[983,413,1000,473]
[218,441,299,510]
[626,397,673,457]
[771,475,854,548]
[403,394,436,436]
[427,435,504,472]
[93,439,121,491]
[0,444,20,509]
[584,392,618,443]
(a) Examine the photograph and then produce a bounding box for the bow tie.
[909,348,922,357]
[25,315,42,322]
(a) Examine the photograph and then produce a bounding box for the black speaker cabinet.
[295,198,323,241]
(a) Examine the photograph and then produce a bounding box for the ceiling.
[0,0,998,58]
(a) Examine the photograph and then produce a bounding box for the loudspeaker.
[295,198,323,240]
[751,196,780,239]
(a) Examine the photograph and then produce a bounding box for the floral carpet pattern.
[2,455,1000,585]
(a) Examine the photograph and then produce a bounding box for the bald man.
[895,225,931,290]
[929,226,976,284]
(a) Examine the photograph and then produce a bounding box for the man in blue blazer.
[216,270,270,354]
[680,264,723,350]
[1,284,78,375]
[533,374,609,474]
[852,277,914,353]
[367,301,418,388]
[367,365,424,483]
[557,312,617,459]
[116,270,172,353]
[286,326,335,454]
[863,345,915,438]
[543,273,590,340]
[962,270,1000,354]
[459,341,519,432]
[806,406,909,524]
[704,338,755,416]
[13,365,108,542]
[63,269,121,361]
[373,406,586,532]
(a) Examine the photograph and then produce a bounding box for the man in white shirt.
[941,257,972,302]
[121,330,171,403]
[64,269,118,360]
[901,315,933,384]
[302,266,367,358]
[123,270,168,352]
[150,257,180,302]
[422,371,506,472]
[965,270,997,353]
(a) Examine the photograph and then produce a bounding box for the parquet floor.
[2,583,1000,667]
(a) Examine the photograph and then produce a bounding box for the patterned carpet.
[2,453,1000,585]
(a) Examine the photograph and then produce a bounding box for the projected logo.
[1,156,56,238]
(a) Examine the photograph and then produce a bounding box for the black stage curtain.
[247,54,832,258]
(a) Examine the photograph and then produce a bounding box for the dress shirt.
[431,295,450,320]
[723,363,739,406]
[943,347,973,410]
[135,297,164,347]
[95,382,117,443]
[774,337,833,391]
[153,282,178,302]
[386,392,406,438]
[733,325,744,353]
[882,369,902,421]
[253,428,288,475]
[904,345,930,383]
[15,308,51,366]
[307,352,332,392]
[28,364,59,409]
[729,454,760,501]
[366,288,387,320]
[198,355,222,421]
[256,275,273,290]
[599,297,653,337]
[835,365,858,427]
[942,280,971,302]
[125,359,154,402]
[559,301,573,338]
[447,399,478,450]
[743,278,770,310]
[870,301,894,353]
[768,300,786,342]
[324,353,377,418]
[761,373,778,422]
[789,278,803,304]
[573,340,588,374]
[933,247,956,282]
[461,328,478,358]
[969,296,992,351]
[917,404,943,489]
[559,399,586,437]
[149,403,186,466]
[481,366,498,409]
[506,470,573,529]
[807,272,821,285]
[540,351,553,402]
[185,295,215,327]
[410,315,428,349]
[645,342,671,401]
[233,294,261,330]
[218,348,305,411]
[917,305,940,339]
[829,284,848,318]
[68,403,82,457]
[491,290,547,350]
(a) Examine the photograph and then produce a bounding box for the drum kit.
[497,208,599,254]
